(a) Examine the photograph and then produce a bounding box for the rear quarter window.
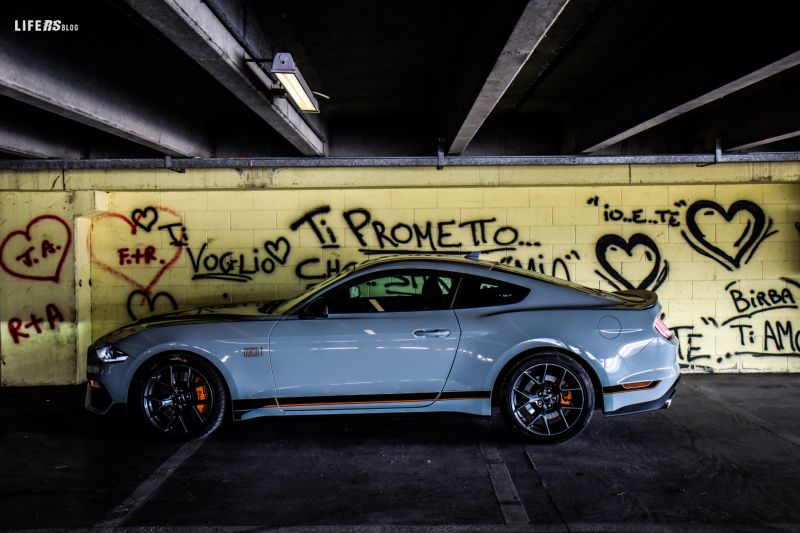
[454,275,529,308]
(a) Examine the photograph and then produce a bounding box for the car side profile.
[85,255,680,444]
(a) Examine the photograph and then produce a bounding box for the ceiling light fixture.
[270,53,320,113]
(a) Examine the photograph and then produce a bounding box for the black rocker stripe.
[232,390,491,417]
[277,392,438,407]
[439,390,491,401]
[232,398,278,411]
[602,380,661,395]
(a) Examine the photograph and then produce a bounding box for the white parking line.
[479,441,530,524]
[94,439,205,528]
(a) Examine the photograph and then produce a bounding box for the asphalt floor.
[0,374,798,532]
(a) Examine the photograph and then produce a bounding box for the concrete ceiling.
[1,0,799,160]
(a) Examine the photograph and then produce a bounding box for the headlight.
[95,345,129,363]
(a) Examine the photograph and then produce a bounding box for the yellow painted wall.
[0,193,77,385]
[1,164,799,384]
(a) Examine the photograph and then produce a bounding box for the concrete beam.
[582,50,800,153]
[448,0,571,155]
[0,34,211,158]
[728,130,800,151]
[127,0,326,156]
[0,121,83,159]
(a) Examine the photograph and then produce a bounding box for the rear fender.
[484,338,600,392]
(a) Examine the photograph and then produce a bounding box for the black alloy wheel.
[501,351,595,444]
[135,353,227,439]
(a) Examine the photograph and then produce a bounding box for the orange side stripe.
[273,396,482,408]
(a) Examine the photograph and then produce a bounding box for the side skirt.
[232,391,491,420]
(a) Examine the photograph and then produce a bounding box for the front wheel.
[501,352,595,444]
[133,353,227,439]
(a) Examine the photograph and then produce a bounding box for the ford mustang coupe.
[86,255,679,443]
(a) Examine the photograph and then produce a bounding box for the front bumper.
[84,345,132,415]
[85,379,115,414]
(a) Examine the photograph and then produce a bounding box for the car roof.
[354,254,496,272]
[352,254,616,300]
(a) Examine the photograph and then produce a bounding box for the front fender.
[120,343,242,402]
[113,319,278,402]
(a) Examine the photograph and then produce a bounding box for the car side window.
[325,270,456,314]
[454,275,529,309]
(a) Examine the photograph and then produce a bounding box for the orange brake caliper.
[560,385,573,406]
[194,376,208,413]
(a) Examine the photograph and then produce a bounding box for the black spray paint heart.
[681,200,773,271]
[127,290,178,320]
[264,236,290,265]
[131,207,159,232]
[595,233,668,291]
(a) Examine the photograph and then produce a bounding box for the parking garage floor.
[1,374,798,533]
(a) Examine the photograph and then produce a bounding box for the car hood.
[97,301,283,345]
[138,301,283,321]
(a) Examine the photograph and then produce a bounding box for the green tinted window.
[327,271,456,313]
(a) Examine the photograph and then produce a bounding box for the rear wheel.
[501,352,594,444]
[133,353,226,439]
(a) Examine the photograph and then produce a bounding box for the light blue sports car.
[85,255,680,443]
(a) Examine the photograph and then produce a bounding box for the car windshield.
[270,264,357,315]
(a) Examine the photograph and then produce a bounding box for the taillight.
[654,317,672,339]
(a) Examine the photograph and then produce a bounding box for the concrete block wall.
[1,163,799,384]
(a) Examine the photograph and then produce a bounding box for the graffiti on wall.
[587,195,683,227]
[93,204,582,286]
[86,192,797,370]
[587,195,792,369]
[0,215,72,282]
[7,303,64,345]
[587,196,779,293]
[186,237,291,283]
[126,290,178,321]
[589,195,777,270]
[90,207,184,293]
[594,233,668,291]
[681,200,776,271]
[725,278,799,358]
[290,206,584,281]
[672,278,799,370]
[1,215,72,349]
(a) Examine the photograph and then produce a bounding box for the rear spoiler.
[612,289,658,309]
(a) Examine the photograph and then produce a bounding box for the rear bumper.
[605,375,680,417]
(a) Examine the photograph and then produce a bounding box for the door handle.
[413,328,451,338]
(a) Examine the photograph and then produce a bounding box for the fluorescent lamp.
[271,53,320,113]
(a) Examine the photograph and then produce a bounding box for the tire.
[501,351,595,444]
[132,353,227,440]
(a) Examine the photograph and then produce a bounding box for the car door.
[268,269,461,410]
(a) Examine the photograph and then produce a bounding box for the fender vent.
[242,347,263,358]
